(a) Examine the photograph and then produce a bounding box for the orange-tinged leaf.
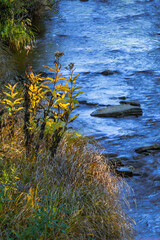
[56,85,70,92]
[11,83,18,92]
[43,65,55,72]
[15,107,23,111]
[11,92,18,98]
[45,77,54,81]
[58,77,68,81]
[3,92,12,98]
[2,99,13,105]
[5,83,12,91]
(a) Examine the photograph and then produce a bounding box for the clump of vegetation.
[0,0,56,50]
[0,52,134,239]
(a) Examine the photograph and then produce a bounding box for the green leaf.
[72,99,79,104]
[72,86,83,92]
[68,114,79,123]
[73,91,85,99]
[55,98,69,104]
[0,203,3,212]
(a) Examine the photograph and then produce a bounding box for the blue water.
[26,0,160,238]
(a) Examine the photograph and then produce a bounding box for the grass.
[0,122,134,239]
[0,54,134,239]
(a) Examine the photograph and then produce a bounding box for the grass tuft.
[0,55,134,239]
[0,125,134,239]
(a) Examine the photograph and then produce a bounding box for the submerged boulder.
[100,70,119,76]
[135,144,160,154]
[91,104,142,117]
[116,166,141,177]
[79,100,108,107]
[118,96,127,100]
[120,100,141,107]
[116,166,134,177]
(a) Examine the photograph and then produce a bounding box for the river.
[17,0,160,239]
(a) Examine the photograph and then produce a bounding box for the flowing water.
[17,0,160,238]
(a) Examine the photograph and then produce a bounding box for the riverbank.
[1,0,160,238]
[0,55,134,239]
[28,0,160,238]
[0,0,53,50]
[0,0,57,83]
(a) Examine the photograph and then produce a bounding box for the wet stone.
[135,144,160,154]
[116,166,134,177]
[118,96,127,100]
[100,70,119,76]
[91,104,142,117]
[103,153,118,158]
[79,100,98,106]
[120,100,141,107]
[79,100,108,107]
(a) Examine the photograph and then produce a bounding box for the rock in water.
[116,166,141,177]
[100,70,119,76]
[118,96,127,100]
[91,104,142,117]
[116,166,134,177]
[135,144,160,154]
[120,100,141,107]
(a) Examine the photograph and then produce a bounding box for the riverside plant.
[0,52,134,239]
[0,0,57,50]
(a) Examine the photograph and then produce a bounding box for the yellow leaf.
[3,92,11,98]
[11,92,18,98]
[11,83,18,94]
[5,84,12,91]
[15,107,23,112]
[45,77,54,81]
[14,176,19,180]
[14,98,23,103]
[43,65,55,72]
[75,132,81,137]
[2,99,12,105]
[58,77,68,81]
[56,85,70,92]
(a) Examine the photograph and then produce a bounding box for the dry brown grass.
[0,115,134,239]
[34,132,135,239]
